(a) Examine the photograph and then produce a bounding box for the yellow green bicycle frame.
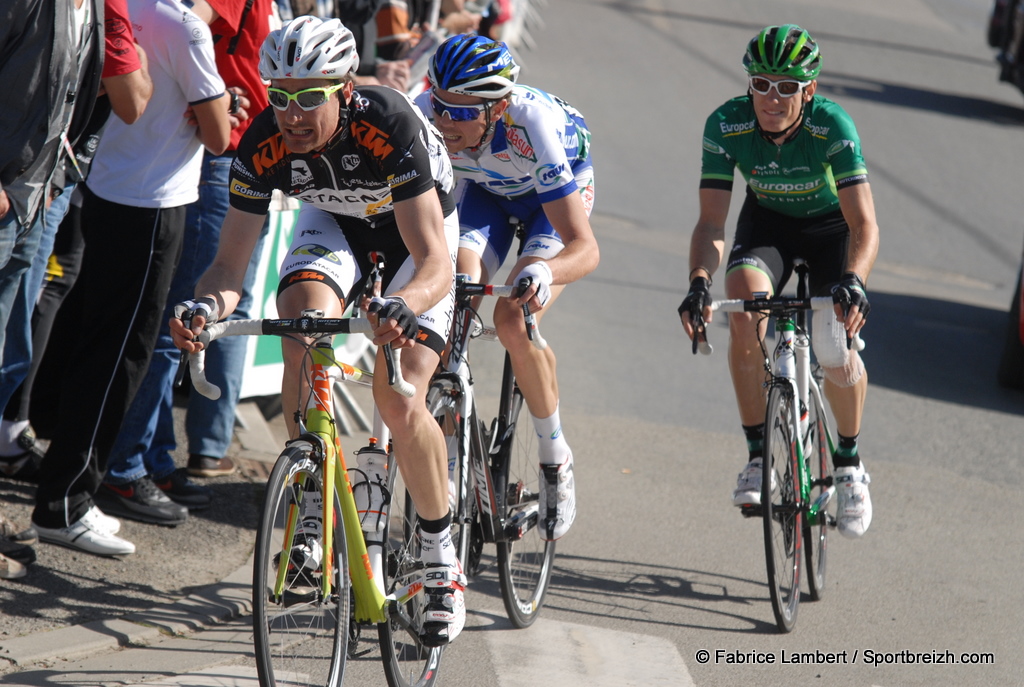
[269,344,421,625]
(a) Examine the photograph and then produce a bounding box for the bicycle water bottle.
[775,323,797,379]
[353,441,389,535]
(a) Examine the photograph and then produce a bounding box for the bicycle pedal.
[739,504,763,518]
[278,587,320,607]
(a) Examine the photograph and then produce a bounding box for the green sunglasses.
[267,83,346,111]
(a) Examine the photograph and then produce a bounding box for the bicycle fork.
[776,319,835,526]
[775,319,834,525]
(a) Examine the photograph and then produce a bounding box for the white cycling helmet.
[259,16,360,80]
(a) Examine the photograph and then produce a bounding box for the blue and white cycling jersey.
[416,84,591,203]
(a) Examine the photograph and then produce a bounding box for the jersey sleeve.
[356,95,450,204]
[820,105,869,190]
[511,88,581,204]
[699,106,738,192]
[227,112,278,215]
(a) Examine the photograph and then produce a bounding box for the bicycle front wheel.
[378,465,443,687]
[494,361,556,628]
[762,386,803,633]
[253,442,349,687]
[803,386,832,601]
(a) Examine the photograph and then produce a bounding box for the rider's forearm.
[845,221,879,284]
[838,183,880,284]
[544,233,600,285]
[193,268,243,321]
[392,252,453,315]
[689,221,726,281]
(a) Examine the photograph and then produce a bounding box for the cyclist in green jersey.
[678,25,878,538]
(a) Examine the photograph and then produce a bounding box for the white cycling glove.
[513,261,554,308]
[173,297,219,325]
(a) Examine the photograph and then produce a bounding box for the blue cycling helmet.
[428,34,520,99]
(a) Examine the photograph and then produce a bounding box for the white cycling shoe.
[731,457,776,507]
[835,462,872,538]
[539,453,576,541]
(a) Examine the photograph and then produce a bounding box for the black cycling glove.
[831,272,870,319]
[368,296,420,342]
[678,277,711,322]
[679,277,712,354]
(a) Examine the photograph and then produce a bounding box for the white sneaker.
[835,462,872,538]
[420,559,467,647]
[538,453,576,541]
[35,506,136,556]
[90,506,121,535]
[732,458,768,506]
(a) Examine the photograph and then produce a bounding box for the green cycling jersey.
[700,94,868,218]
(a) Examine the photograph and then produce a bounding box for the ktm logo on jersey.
[252,133,289,175]
[351,121,394,160]
[288,271,325,283]
[416,331,429,342]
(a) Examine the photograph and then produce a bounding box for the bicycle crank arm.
[386,579,425,607]
[502,505,539,541]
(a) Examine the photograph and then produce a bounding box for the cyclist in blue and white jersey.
[415,34,599,541]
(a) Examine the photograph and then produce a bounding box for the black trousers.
[32,188,184,529]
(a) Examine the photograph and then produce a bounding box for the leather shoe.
[187,454,237,477]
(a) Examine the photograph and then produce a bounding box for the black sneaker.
[0,539,36,566]
[187,454,237,477]
[96,477,188,526]
[0,513,38,546]
[154,469,212,509]
[0,427,43,484]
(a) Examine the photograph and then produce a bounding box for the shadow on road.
[862,291,1024,413]
[522,553,780,635]
[818,73,1024,126]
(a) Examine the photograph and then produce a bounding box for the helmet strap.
[472,101,497,150]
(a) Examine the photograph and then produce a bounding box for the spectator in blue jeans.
[99,0,274,525]
[102,155,269,518]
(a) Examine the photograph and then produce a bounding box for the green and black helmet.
[743,24,822,80]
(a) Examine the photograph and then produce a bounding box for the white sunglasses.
[748,76,809,98]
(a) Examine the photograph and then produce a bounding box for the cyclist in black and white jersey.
[169,16,466,647]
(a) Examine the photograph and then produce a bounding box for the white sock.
[419,527,455,566]
[0,419,29,457]
[532,405,571,465]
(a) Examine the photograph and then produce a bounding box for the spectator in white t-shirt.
[29,0,231,557]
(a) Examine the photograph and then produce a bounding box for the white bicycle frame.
[707,295,865,514]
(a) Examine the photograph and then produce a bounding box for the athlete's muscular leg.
[493,255,565,419]
[824,365,867,438]
[372,342,449,521]
[277,280,346,439]
[726,267,774,426]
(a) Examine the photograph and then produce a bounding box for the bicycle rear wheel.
[378,462,443,687]
[803,385,832,601]
[253,442,349,687]
[494,357,556,629]
[762,386,802,633]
